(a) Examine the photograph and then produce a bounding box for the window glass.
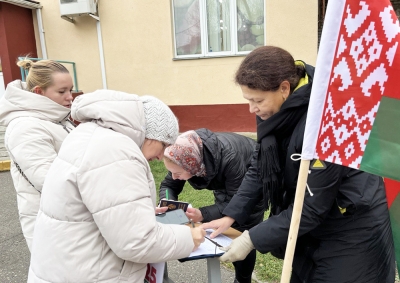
[237,0,264,52]
[173,0,264,58]
[206,0,231,52]
[174,0,202,55]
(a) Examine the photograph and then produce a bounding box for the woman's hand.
[185,207,203,223]
[200,216,235,238]
[155,206,168,214]
[190,227,206,251]
[219,230,254,262]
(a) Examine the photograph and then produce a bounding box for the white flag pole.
[280,159,310,283]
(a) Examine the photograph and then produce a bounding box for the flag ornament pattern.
[303,0,400,181]
[301,0,400,275]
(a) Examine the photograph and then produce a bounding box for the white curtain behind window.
[207,0,231,52]
[174,0,202,55]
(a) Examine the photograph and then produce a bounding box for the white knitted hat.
[140,95,179,145]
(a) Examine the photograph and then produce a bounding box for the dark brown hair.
[235,46,305,93]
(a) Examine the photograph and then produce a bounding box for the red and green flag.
[301,0,400,272]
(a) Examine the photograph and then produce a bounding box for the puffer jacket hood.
[72,89,146,147]
[0,80,71,126]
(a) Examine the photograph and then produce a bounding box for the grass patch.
[150,160,283,282]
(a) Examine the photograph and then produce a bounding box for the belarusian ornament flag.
[301,0,400,274]
[302,0,400,180]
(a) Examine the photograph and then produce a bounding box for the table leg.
[163,263,175,283]
[207,257,222,283]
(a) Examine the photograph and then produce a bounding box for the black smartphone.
[156,209,189,225]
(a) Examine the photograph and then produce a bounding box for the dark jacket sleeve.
[248,115,346,253]
[159,171,186,201]
[200,150,252,222]
[249,160,345,254]
[222,145,264,224]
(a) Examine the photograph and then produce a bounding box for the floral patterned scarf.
[164,130,206,177]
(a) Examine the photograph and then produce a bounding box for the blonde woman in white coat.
[0,59,75,251]
[28,90,206,283]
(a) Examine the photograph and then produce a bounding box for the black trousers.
[232,249,256,283]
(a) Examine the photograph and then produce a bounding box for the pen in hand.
[166,189,169,200]
[205,236,222,247]
[190,219,195,228]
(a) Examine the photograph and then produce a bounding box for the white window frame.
[171,0,266,59]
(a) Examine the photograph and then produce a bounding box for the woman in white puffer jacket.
[0,59,75,251]
[28,90,205,283]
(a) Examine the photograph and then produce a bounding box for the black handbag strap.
[14,161,41,194]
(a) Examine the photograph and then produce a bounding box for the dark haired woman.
[160,128,265,283]
[202,46,395,282]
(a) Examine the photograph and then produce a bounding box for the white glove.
[219,230,254,262]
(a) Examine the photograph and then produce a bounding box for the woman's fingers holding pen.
[185,207,203,223]
[190,227,206,251]
[200,216,235,238]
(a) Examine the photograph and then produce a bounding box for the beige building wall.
[266,0,318,64]
[35,0,318,105]
[34,0,101,93]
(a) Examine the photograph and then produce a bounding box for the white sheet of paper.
[187,229,232,258]
[205,229,233,247]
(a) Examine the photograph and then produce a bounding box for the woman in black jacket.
[202,46,395,283]
[160,128,265,283]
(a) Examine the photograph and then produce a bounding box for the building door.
[0,2,38,163]
[0,2,38,86]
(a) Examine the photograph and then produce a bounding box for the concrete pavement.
[0,171,236,283]
[0,171,30,282]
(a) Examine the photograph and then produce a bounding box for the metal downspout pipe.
[36,8,48,59]
[97,17,107,89]
[89,13,107,90]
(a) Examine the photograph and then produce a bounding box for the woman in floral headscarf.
[160,128,264,283]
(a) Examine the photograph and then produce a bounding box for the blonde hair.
[16,58,69,92]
